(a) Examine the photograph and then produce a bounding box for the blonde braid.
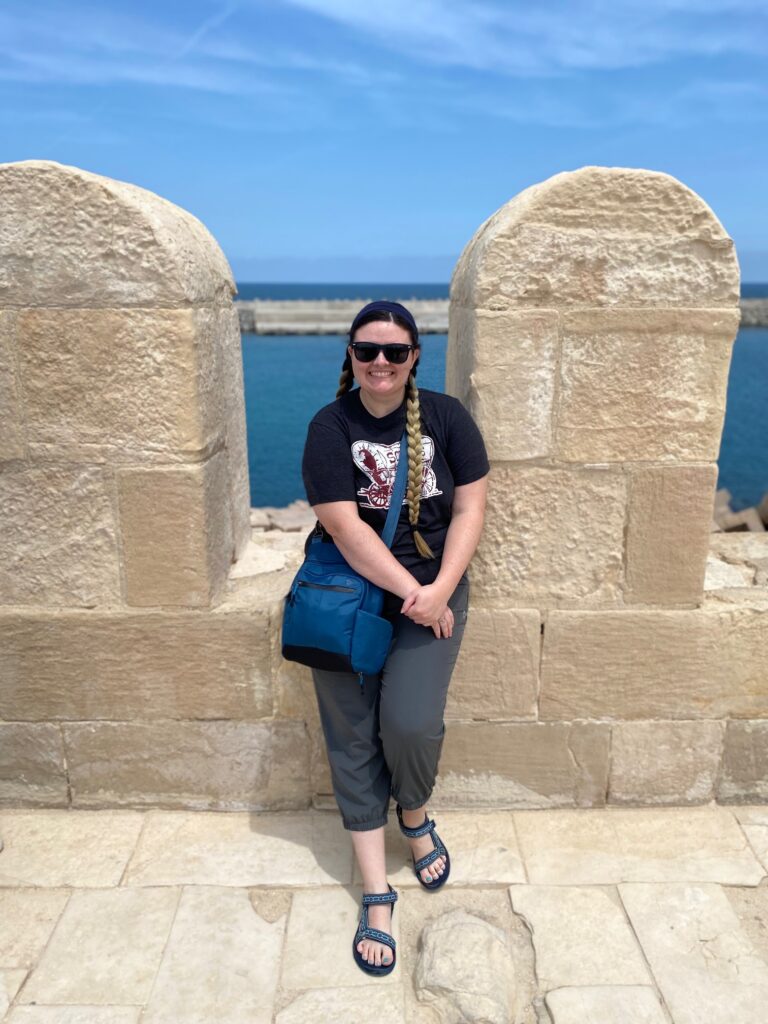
[406,372,436,559]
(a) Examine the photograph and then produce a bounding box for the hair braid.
[335,354,354,399]
[406,372,436,559]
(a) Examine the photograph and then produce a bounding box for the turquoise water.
[242,328,768,511]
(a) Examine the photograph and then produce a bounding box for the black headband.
[349,300,419,344]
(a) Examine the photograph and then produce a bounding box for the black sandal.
[396,804,451,890]
[352,884,398,976]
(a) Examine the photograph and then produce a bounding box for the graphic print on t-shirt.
[351,436,443,509]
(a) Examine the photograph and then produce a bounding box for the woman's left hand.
[400,583,453,631]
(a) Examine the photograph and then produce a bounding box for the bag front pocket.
[351,609,394,676]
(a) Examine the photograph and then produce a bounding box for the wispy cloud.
[282,0,768,73]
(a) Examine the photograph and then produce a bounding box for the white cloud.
[281,0,768,73]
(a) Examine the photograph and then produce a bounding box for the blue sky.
[2,0,767,281]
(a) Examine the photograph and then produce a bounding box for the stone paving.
[1,804,768,1023]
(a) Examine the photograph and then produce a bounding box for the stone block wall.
[437,167,767,807]
[1,161,766,811]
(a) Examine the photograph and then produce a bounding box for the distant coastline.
[235,297,768,334]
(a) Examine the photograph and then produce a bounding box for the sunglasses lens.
[352,343,412,364]
[353,344,378,362]
[386,346,411,364]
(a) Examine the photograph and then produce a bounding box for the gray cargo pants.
[311,572,470,831]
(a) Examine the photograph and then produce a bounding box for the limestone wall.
[1,162,766,811]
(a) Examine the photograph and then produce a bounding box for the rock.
[414,908,515,1024]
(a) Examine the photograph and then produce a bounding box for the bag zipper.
[297,581,356,593]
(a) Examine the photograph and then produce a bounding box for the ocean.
[240,285,768,512]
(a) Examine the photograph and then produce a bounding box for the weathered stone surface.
[0,464,120,607]
[117,453,232,607]
[0,160,234,307]
[64,719,311,810]
[0,606,275,722]
[470,465,626,605]
[724,883,768,971]
[142,886,284,1024]
[446,307,558,461]
[509,885,651,988]
[434,721,610,808]
[556,309,737,463]
[0,889,70,967]
[451,167,739,311]
[625,464,718,605]
[19,308,211,457]
[619,882,768,1024]
[19,887,179,1005]
[540,607,768,720]
[0,724,68,806]
[6,1009,141,1023]
[276,987,405,1024]
[731,806,768,871]
[351,810,526,888]
[398,888,537,1024]
[0,310,24,460]
[514,806,764,885]
[545,987,667,1024]
[281,887,400,989]
[414,909,515,1024]
[0,809,144,887]
[609,720,724,804]
[447,608,539,720]
[718,720,768,801]
[199,303,251,562]
[0,972,28,1020]
[124,809,352,887]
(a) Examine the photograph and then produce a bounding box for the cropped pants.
[311,573,470,831]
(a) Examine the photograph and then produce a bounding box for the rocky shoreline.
[235,298,768,334]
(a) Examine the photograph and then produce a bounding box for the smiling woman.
[297,298,490,976]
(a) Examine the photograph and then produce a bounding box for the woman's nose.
[373,350,390,365]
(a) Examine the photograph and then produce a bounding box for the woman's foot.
[356,898,394,968]
[400,806,446,884]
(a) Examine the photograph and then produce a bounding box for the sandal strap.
[362,888,398,906]
[357,926,396,950]
[396,805,437,839]
[414,845,446,872]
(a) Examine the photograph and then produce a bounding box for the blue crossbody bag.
[281,430,409,688]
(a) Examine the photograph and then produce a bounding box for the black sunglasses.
[349,342,415,365]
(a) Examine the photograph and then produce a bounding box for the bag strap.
[380,429,409,550]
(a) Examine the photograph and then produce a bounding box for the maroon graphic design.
[351,437,442,509]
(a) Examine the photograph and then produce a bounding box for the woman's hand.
[401,583,454,637]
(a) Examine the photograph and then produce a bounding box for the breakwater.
[236,298,768,334]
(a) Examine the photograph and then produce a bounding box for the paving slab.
[275,986,406,1024]
[0,810,144,887]
[142,886,284,1024]
[7,1011,141,1023]
[281,886,401,990]
[619,882,768,1024]
[351,811,525,888]
[19,887,180,1006]
[123,810,352,887]
[730,805,768,871]
[509,885,651,988]
[0,971,27,1017]
[513,806,765,884]
[545,986,668,1024]
[0,890,70,967]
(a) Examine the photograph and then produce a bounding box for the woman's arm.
[311,501,422,601]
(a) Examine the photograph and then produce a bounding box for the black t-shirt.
[301,387,489,615]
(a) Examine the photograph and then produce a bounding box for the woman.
[301,300,489,976]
